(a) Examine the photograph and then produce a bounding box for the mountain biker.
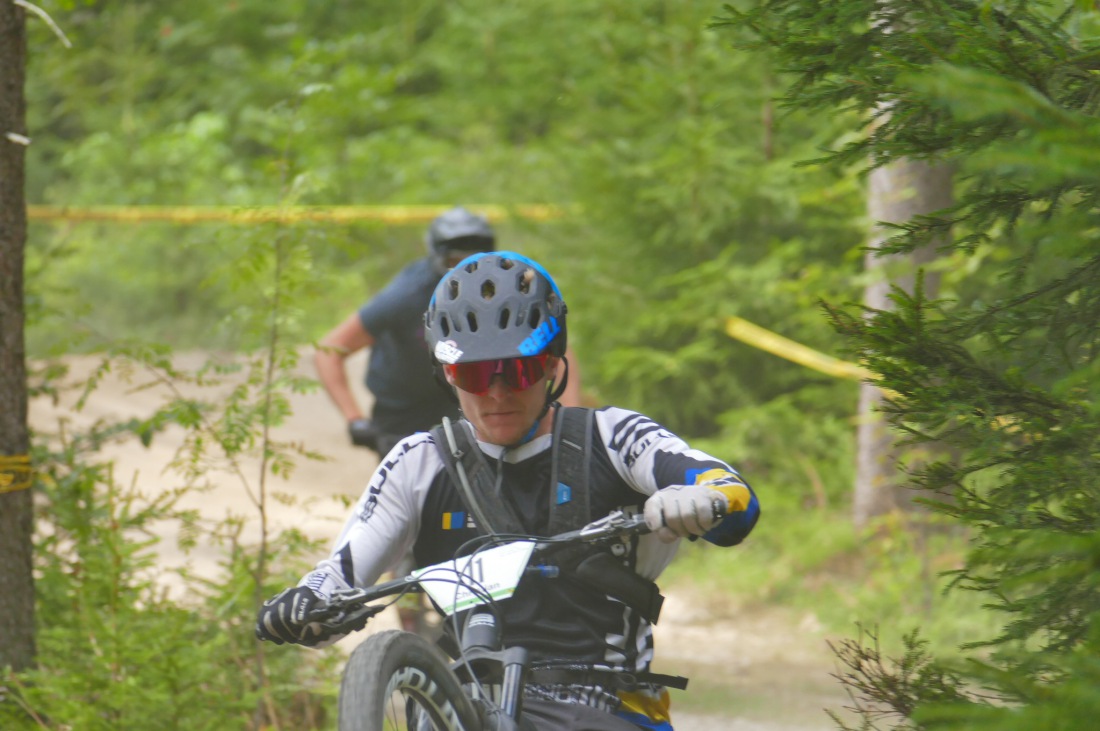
[260,251,760,730]
[313,208,582,634]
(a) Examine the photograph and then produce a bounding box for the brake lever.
[578,509,648,540]
[319,587,373,610]
[309,603,386,636]
[309,589,389,634]
[534,510,649,555]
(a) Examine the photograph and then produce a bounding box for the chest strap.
[433,416,525,536]
[431,408,596,537]
[547,406,594,535]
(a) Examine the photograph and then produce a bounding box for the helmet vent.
[440,315,451,336]
[447,279,460,300]
[500,258,515,270]
[499,308,511,329]
[467,312,479,332]
[518,268,534,294]
[481,281,495,300]
[528,308,541,328]
[464,260,479,273]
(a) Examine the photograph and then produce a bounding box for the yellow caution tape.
[725,316,899,397]
[725,316,871,380]
[0,454,33,495]
[26,204,570,225]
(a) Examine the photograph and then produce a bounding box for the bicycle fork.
[456,609,530,729]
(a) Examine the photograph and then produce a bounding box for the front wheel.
[339,630,481,731]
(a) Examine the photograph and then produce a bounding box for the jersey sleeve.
[594,406,760,547]
[298,433,440,599]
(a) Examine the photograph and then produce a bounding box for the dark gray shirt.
[358,257,458,436]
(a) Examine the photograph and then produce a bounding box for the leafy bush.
[0,417,340,730]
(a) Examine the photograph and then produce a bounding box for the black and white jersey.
[301,406,760,723]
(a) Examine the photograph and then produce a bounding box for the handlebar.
[532,509,649,554]
[308,509,650,633]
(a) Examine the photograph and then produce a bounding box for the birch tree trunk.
[854,158,952,529]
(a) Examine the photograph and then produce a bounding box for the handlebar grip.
[712,497,727,521]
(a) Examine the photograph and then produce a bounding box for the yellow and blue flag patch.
[442,511,467,530]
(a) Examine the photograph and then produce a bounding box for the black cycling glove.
[256,586,325,646]
[348,418,378,450]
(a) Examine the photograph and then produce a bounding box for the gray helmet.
[426,206,495,258]
[425,251,567,365]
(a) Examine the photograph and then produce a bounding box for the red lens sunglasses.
[444,353,552,395]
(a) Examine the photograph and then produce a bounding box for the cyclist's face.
[444,250,480,269]
[446,357,559,445]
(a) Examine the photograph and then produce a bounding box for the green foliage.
[549,14,867,435]
[826,626,978,731]
[666,506,1002,660]
[915,616,1100,730]
[0,417,338,730]
[695,383,858,502]
[824,567,1100,731]
[724,0,1100,727]
[8,92,359,726]
[25,0,867,440]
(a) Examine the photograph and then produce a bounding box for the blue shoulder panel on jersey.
[703,487,761,547]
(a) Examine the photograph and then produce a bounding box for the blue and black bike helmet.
[426,206,496,273]
[425,251,568,366]
[426,251,571,443]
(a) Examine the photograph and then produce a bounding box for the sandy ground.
[28,350,847,731]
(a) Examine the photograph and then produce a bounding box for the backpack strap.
[432,412,668,625]
[547,406,594,535]
[431,417,525,536]
[545,408,665,623]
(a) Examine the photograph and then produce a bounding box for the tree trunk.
[853,158,952,529]
[0,0,36,673]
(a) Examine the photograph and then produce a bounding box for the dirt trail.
[28,351,846,731]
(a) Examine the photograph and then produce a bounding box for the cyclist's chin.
[473,413,534,445]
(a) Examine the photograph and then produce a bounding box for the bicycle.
[308,509,661,731]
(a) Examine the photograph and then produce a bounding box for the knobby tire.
[338,629,481,731]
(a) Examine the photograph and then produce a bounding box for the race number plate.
[412,542,535,616]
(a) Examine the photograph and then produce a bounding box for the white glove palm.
[644,485,728,543]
